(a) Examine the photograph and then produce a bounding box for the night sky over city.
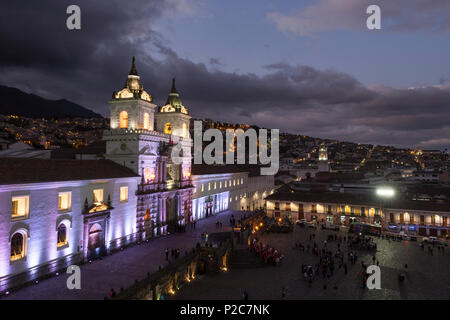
[1,0,450,149]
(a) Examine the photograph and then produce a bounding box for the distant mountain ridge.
[0,85,102,119]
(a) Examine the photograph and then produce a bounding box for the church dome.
[159,78,189,115]
[112,57,153,102]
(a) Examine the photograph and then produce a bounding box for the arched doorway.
[88,223,104,259]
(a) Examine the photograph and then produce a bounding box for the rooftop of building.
[265,189,450,213]
[0,158,139,185]
[191,164,265,177]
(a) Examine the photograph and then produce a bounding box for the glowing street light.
[376,188,395,197]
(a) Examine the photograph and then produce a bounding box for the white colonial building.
[191,165,274,220]
[0,158,139,292]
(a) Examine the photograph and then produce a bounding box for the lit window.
[12,196,29,219]
[93,189,104,204]
[233,179,236,186]
[10,232,26,261]
[119,111,128,128]
[58,192,71,211]
[143,112,150,130]
[214,182,217,189]
[164,123,172,134]
[241,178,243,184]
[182,123,187,138]
[144,168,155,182]
[201,184,204,192]
[225,181,227,188]
[194,187,197,193]
[120,186,128,202]
[57,224,67,247]
[208,183,211,191]
[219,181,222,188]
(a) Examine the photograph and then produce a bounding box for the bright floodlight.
[376,188,395,197]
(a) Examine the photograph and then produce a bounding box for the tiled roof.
[191,164,264,177]
[0,158,139,185]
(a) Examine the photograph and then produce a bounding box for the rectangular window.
[214,182,217,189]
[233,179,236,186]
[120,186,128,202]
[399,213,404,224]
[93,189,104,204]
[219,181,222,188]
[208,183,211,191]
[390,213,394,223]
[225,181,227,188]
[410,214,414,224]
[12,195,29,219]
[201,184,204,192]
[420,215,425,225]
[241,178,243,184]
[58,192,71,211]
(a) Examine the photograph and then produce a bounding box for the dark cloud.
[209,58,223,67]
[0,1,449,150]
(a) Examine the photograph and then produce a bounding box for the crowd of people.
[291,229,384,294]
[250,238,284,265]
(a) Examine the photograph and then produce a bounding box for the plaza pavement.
[173,225,450,300]
[2,210,244,300]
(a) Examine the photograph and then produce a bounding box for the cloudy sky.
[0,0,450,149]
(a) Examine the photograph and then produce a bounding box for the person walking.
[333,283,338,295]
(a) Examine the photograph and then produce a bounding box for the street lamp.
[376,187,395,232]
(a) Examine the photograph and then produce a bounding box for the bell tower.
[155,78,192,189]
[318,143,329,172]
[104,57,163,178]
[155,78,191,138]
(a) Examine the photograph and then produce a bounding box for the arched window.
[119,111,128,129]
[57,224,67,247]
[11,232,25,261]
[143,112,150,130]
[164,123,172,135]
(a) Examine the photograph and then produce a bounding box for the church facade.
[105,57,194,239]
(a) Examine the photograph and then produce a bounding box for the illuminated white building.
[0,159,139,292]
[191,165,274,220]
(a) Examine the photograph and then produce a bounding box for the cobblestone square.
[174,225,450,300]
